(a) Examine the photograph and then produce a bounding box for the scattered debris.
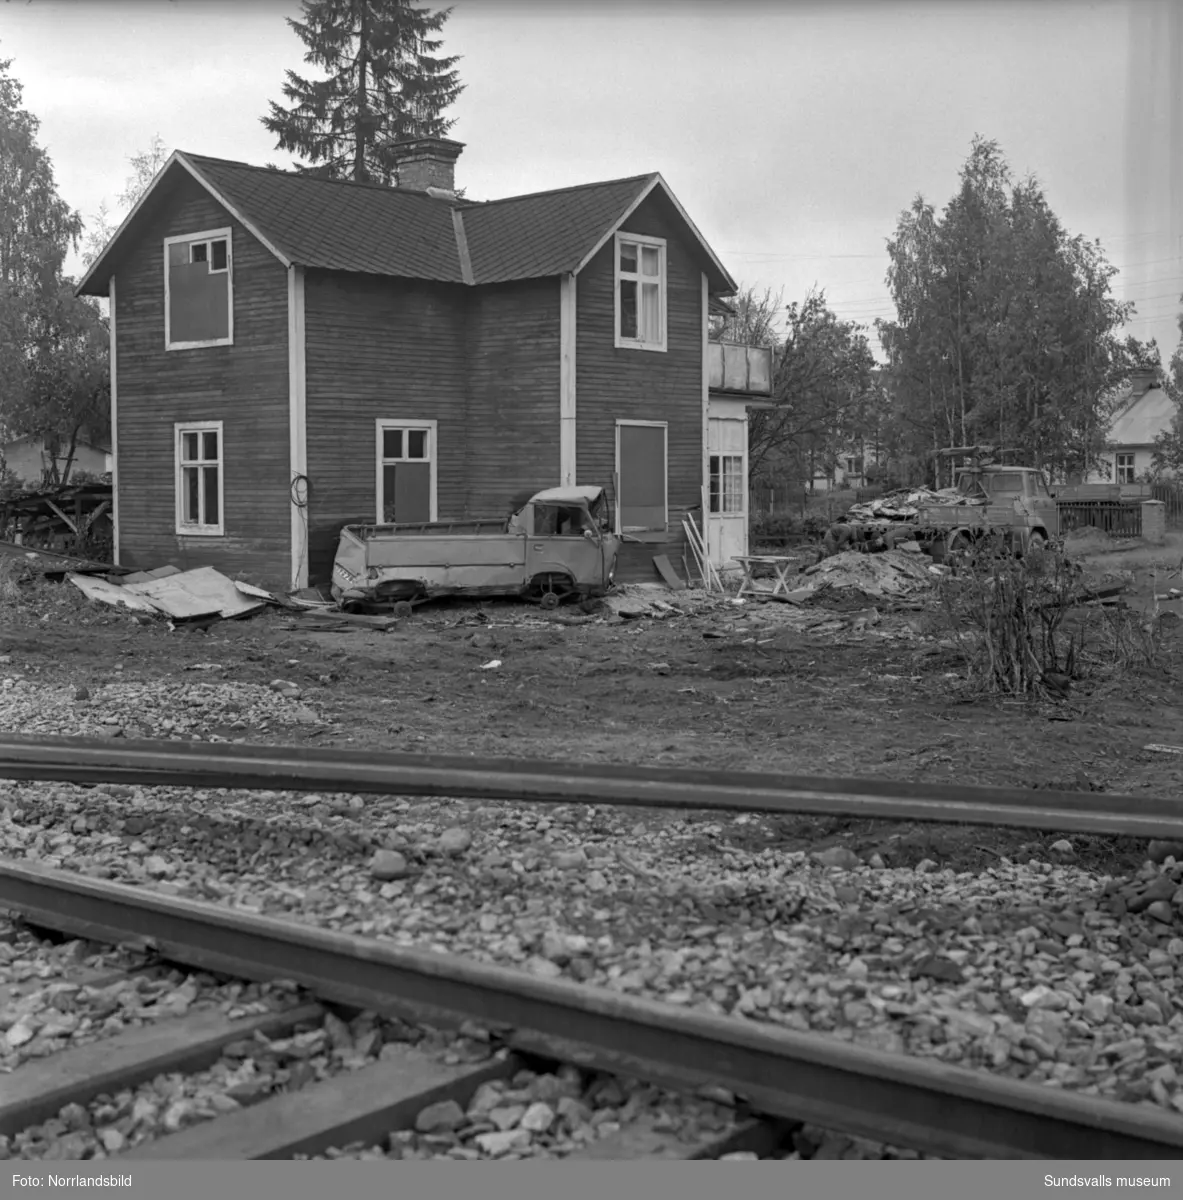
[1146,745,1183,756]
[66,573,160,614]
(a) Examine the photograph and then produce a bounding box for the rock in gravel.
[519,1101,555,1133]
[98,1128,125,1153]
[1049,839,1075,857]
[369,849,410,882]
[813,846,860,870]
[1149,840,1183,864]
[437,827,472,857]
[488,1104,526,1131]
[415,1099,466,1133]
[552,849,587,871]
[143,855,173,879]
[475,1128,532,1157]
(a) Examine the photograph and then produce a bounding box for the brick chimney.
[391,137,464,195]
[1131,366,1159,398]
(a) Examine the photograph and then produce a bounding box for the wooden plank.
[0,1002,323,1138]
[118,1046,520,1160]
[652,554,686,590]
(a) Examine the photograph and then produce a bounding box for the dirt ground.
[2,529,1182,878]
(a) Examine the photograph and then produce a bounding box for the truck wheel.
[539,592,561,610]
[392,601,414,618]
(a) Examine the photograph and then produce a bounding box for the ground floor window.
[377,420,436,523]
[1115,452,1135,484]
[709,454,745,514]
[175,421,223,535]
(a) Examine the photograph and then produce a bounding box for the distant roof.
[78,152,737,296]
[1108,384,1177,447]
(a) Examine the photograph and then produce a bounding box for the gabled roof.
[77,152,737,297]
[1108,384,1177,447]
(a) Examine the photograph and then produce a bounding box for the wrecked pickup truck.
[331,485,620,612]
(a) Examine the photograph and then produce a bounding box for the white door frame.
[614,419,668,536]
[374,418,438,524]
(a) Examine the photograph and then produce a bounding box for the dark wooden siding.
[113,173,291,588]
[302,272,469,581]
[575,190,705,531]
[302,273,560,584]
[463,280,560,516]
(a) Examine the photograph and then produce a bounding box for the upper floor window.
[615,233,666,352]
[164,228,233,350]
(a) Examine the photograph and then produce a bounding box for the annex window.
[377,421,436,524]
[615,233,666,352]
[175,421,224,536]
[709,454,745,515]
[1116,452,1136,484]
[165,228,233,350]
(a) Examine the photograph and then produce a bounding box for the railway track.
[3,732,1183,838]
[4,733,1183,1159]
[3,859,1183,1160]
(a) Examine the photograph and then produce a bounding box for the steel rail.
[0,733,1179,838]
[2,859,1182,1160]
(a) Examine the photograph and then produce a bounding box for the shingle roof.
[187,154,467,283]
[459,175,653,284]
[77,152,736,296]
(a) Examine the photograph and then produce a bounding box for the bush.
[750,512,831,545]
[938,537,1159,697]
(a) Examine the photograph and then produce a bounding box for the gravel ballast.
[3,675,1183,1125]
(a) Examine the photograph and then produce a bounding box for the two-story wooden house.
[78,138,771,592]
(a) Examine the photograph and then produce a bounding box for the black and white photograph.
[1,0,1182,1179]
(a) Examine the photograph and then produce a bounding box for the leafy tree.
[262,0,463,185]
[715,286,876,485]
[0,50,107,486]
[876,136,1136,486]
[1151,296,1183,475]
[82,134,170,270]
[12,279,109,485]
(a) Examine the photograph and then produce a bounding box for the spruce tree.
[262,0,463,185]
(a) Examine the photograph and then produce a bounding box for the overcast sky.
[2,0,1180,361]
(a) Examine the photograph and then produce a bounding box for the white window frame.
[1115,452,1136,485]
[614,232,667,353]
[174,420,225,536]
[709,452,746,515]
[375,419,438,524]
[164,226,234,351]
[614,418,668,535]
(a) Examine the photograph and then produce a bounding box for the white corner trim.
[700,272,710,567]
[559,273,578,486]
[288,265,308,590]
[163,227,234,351]
[109,275,120,565]
[374,419,439,525]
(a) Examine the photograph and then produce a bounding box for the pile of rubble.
[800,549,937,599]
[845,487,984,523]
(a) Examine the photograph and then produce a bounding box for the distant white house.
[1090,367,1179,483]
[0,433,112,487]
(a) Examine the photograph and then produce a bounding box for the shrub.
[938,537,1159,697]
